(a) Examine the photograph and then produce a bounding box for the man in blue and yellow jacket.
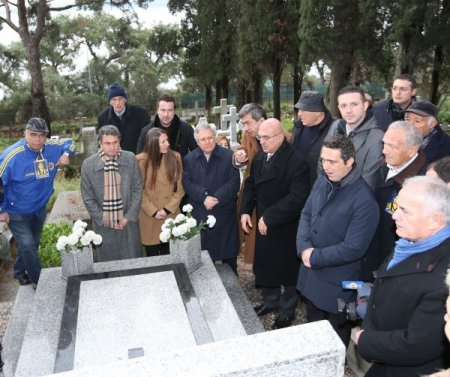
[0,118,76,285]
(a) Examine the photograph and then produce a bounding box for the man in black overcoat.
[240,118,310,329]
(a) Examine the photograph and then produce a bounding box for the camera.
[337,281,372,325]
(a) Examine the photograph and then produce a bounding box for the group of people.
[0,77,449,376]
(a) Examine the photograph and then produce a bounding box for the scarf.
[99,149,123,228]
[421,127,437,150]
[387,225,450,270]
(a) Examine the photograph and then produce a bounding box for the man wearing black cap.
[0,118,76,285]
[292,91,334,187]
[404,100,450,163]
[97,82,151,154]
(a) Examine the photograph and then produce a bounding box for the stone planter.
[170,234,201,274]
[60,246,94,279]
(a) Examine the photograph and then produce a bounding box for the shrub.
[38,221,72,268]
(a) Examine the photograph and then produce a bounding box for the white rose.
[172,226,184,237]
[206,215,216,228]
[80,235,90,246]
[186,217,197,229]
[174,214,186,224]
[159,229,171,243]
[67,233,79,246]
[84,230,96,242]
[73,220,87,231]
[182,204,193,213]
[72,228,84,238]
[56,236,69,251]
[93,234,102,245]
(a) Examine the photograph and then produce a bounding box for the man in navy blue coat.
[183,123,240,273]
[297,136,379,347]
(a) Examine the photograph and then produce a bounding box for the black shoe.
[254,304,279,317]
[272,313,294,329]
[16,275,31,286]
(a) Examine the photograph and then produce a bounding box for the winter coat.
[80,151,143,262]
[291,110,334,187]
[362,151,428,281]
[359,237,450,377]
[136,114,197,157]
[296,169,379,314]
[97,103,151,154]
[325,111,384,191]
[182,145,240,261]
[422,124,450,163]
[137,152,184,246]
[240,139,310,286]
[373,99,415,131]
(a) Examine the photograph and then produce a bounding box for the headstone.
[212,99,231,130]
[221,106,239,148]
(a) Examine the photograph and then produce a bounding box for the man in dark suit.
[240,118,310,329]
[97,82,150,154]
[297,136,379,347]
[362,121,427,281]
[182,123,240,273]
[356,176,450,377]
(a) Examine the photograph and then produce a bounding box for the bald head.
[257,118,284,154]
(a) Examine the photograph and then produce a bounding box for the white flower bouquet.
[56,220,102,253]
[159,204,216,242]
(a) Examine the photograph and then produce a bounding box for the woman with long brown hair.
[137,128,184,256]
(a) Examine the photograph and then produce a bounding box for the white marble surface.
[74,272,196,369]
[48,321,346,377]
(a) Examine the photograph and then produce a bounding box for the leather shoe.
[254,304,279,317]
[272,313,294,329]
[16,275,31,286]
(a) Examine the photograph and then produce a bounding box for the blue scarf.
[387,225,450,270]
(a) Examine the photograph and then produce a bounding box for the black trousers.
[306,299,352,348]
[261,285,298,317]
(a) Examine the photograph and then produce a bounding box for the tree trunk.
[272,57,283,120]
[26,40,52,134]
[328,60,352,118]
[205,85,212,116]
[293,63,304,108]
[429,44,443,104]
[252,67,263,104]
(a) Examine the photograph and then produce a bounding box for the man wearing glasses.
[240,118,309,329]
[374,74,417,131]
[0,118,76,286]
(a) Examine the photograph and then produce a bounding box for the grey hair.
[237,103,267,121]
[387,121,423,148]
[98,125,121,142]
[402,175,450,224]
[194,123,216,141]
[428,116,437,126]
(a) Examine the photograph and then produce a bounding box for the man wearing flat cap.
[404,100,450,163]
[0,118,76,286]
[292,91,334,187]
[97,82,151,154]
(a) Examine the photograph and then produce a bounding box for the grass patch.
[46,173,80,213]
[38,221,72,267]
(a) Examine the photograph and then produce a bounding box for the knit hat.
[26,118,49,134]
[294,91,327,112]
[107,82,127,102]
[404,100,438,120]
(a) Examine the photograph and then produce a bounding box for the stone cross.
[194,101,201,122]
[212,98,231,130]
[222,106,239,145]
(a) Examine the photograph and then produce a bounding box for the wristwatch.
[63,152,70,157]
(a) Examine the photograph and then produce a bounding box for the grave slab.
[47,321,345,377]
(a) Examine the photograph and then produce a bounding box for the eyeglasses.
[392,86,411,93]
[256,132,281,142]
